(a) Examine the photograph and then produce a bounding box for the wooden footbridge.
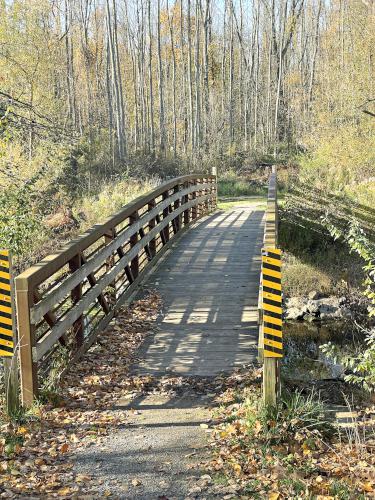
[12,170,280,407]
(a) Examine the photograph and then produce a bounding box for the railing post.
[211,167,218,210]
[105,228,117,308]
[69,254,84,348]
[173,184,181,233]
[162,191,170,243]
[15,277,38,406]
[148,199,157,258]
[191,180,197,220]
[183,180,190,226]
[130,211,139,278]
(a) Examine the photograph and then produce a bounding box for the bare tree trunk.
[147,0,155,155]
[203,0,211,152]
[194,0,202,151]
[157,0,166,153]
[167,0,178,157]
[187,0,195,152]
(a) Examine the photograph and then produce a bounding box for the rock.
[285,307,305,320]
[306,300,319,315]
[304,314,318,322]
[286,297,305,309]
[308,290,321,300]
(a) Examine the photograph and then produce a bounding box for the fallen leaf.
[60,443,69,453]
[362,481,374,492]
[268,493,280,500]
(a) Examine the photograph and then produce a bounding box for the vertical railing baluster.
[130,212,139,279]
[192,179,197,220]
[173,184,181,233]
[148,199,157,258]
[183,180,190,226]
[105,228,117,308]
[162,190,170,243]
[69,254,84,348]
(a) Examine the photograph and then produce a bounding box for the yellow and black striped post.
[262,248,282,358]
[0,250,14,357]
[0,250,19,414]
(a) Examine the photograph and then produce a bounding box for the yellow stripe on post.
[264,338,283,350]
[263,303,282,315]
[262,268,281,280]
[263,279,282,291]
[262,256,281,267]
[262,247,283,359]
[0,304,12,315]
[264,326,282,337]
[263,291,282,303]
[0,250,14,358]
[263,350,283,358]
[263,315,282,326]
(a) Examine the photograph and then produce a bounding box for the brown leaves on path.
[0,292,161,498]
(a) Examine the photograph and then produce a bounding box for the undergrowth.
[208,369,374,498]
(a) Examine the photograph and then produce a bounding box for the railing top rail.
[16,174,215,289]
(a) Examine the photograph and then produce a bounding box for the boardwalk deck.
[134,206,265,376]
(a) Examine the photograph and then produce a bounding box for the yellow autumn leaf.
[232,462,242,475]
[17,426,28,435]
[268,492,280,500]
[362,481,374,492]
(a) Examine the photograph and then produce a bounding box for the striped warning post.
[262,248,282,358]
[0,250,14,356]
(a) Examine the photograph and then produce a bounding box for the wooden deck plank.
[133,208,265,376]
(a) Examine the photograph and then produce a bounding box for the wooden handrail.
[16,174,217,406]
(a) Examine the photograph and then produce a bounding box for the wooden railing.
[15,174,217,405]
[258,166,280,405]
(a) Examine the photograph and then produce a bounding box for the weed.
[329,479,352,499]
[279,477,306,495]
[242,479,262,497]
[246,389,334,444]
[212,472,229,486]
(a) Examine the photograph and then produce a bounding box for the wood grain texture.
[134,207,265,376]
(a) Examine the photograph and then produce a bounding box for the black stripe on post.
[0,299,11,309]
[0,254,9,262]
[264,321,282,331]
[0,332,13,341]
[263,309,282,320]
[263,297,282,308]
[0,277,10,286]
[263,285,281,296]
[264,332,283,343]
[264,250,281,261]
[0,345,13,354]
[262,262,281,273]
[264,345,283,355]
[0,266,9,274]
[0,288,11,297]
[262,274,281,285]
[0,321,12,331]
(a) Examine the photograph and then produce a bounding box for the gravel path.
[73,392,215,499]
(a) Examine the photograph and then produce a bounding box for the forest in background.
[0,0,374,264]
